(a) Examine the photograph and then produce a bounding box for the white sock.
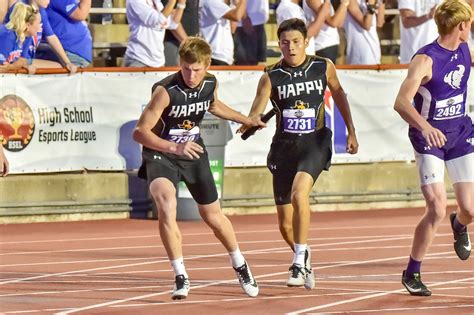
[170,257,188,278]
[292,243,307,266]
[229,248,246,268]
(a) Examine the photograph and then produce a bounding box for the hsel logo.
[324,89,347,154]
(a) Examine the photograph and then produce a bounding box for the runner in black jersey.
[239,18,358,289]
[133,37,265,300]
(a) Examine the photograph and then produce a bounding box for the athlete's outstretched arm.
[393,54,447,148]
[326,60,358,154]
[208,82,266,128]
[133,86,204,159]
[237,73,272,134]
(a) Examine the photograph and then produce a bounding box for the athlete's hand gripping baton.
[241,109,276,140]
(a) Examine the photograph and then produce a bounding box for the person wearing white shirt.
[233,0,269,65]
[276,0,330,55]
[304,0,350,64]
[199,0,247,65]
[124,0,186,67]
[398,0,441,64]
[344,0,385,65]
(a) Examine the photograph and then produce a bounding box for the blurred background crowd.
[1,0,473,73]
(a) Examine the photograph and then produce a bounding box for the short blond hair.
[435,0,472,36]
[178,37,212,66]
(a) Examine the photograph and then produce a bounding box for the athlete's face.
[279,30,308,67]
[26,13,42,37]
[180,61,209,88]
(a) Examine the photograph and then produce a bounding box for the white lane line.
[0,235,418,268]
[312,304,474,314]
[0,224,421,245]
[53,251,455,314]
[0,245,293,285]
[287,276,474,314]
[0,233,418,257]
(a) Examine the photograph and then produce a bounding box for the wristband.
[176,2,186,9]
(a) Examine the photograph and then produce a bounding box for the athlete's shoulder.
[151,72,180,94]
[265,60,283,73]
[204,72,217,82]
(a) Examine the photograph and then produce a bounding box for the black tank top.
[150,71,216,145]
[267,56,327,141]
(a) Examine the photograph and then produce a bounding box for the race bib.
[166,126,200,143]
[282,108,316,134]
[434,94,465,120]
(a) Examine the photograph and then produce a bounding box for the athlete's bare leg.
[149,178,182,260]
[453,182,474,225]
[277,204,295,250]
[198,200,238,252]
[410,183,447,261]
[291,171,314,245]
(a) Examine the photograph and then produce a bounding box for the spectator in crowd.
[344,0,385,65]
[163,0,199,67]
[199,0,247,65]
[0,3,42,73]
[276,0,330,55]
[125,0,186,68]
[233,0,269,65]
[398,1,441,64]
[2,0,77,73]
[35,0,92,67]
[0,145,8,176]
[304,0,350,64]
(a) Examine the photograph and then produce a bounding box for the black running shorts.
[267,127,333,205]
[138,146,218,205]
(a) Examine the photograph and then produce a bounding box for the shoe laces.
[407,273,426,288]
[235,263,251,284]
[289,264,304,278]
[175,275,188,290]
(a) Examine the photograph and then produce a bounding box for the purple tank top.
[413,41,471,130]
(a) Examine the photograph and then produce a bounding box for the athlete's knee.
[290,190,310,210]
[423,195,447,224]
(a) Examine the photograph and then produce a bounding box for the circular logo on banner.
[0,94,35,152]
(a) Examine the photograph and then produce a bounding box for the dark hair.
[277,18,307,39]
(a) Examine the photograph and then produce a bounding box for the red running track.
[0,207,473,314]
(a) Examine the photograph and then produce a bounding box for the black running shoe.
[171,274,190,300]
[450,212,471,260]
[401,270,431,296]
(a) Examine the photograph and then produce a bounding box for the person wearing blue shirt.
[1,0,77,73]
[38,0,92,67]
[0,3,42,73]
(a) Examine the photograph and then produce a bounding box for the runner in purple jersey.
[394,0,473,297]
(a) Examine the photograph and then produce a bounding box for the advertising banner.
[1,69,472,173]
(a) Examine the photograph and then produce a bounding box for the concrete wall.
[0,161,456,223]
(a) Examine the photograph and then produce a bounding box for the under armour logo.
[423,146,431,151]
[450,53,458,61]
[269,164,277,170]
[293,71,302,77]
[444,65,465,89]
[467,138,474,145]
[189,92,198,98]
[153,155,161,160]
